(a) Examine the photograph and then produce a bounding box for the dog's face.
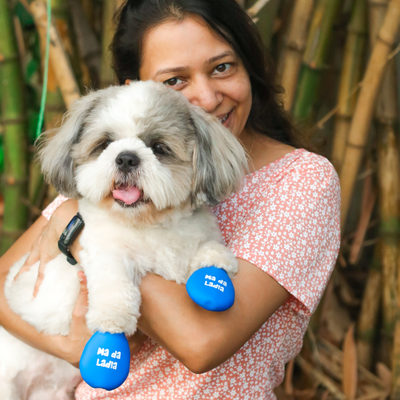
[38,81,247,223]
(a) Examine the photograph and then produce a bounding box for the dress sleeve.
[42,194,70,220]
[228,157,341,316]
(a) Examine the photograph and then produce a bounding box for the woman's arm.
[69,236,289,373]
[0,205,147,367]
[0,215,91,365]
[54,203,290,373]
[137,260,290,373]
[6,199,289,373]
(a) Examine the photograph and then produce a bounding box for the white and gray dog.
[0,80,247,399]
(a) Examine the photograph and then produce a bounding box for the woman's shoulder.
[238,147,341,214]
[250,147,339,189]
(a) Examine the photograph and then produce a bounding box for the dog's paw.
[219,258,239,278]
[86,309,138,335]
[190,241,238,278]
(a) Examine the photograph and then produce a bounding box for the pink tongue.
[112,186,141,205]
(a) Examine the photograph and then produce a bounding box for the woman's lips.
[217,109,233,128]
[223,109,233,128]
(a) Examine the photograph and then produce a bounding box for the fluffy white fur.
[0,80,247,399]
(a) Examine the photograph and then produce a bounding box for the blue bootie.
[80,331,131,391]
[186,266,235,311]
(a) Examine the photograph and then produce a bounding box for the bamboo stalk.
[68,0,101,89]
[30,0,80,109]
[356,246,382,370]
[331,0,368,173]
[393,250,400,399]
[246,0,280,47]
[45,0,79,127]
[368,0,398,132]
[30,0,80,216]
[377,126,400,366]
[349,166,377,265]
[247,0,272,17]
[339,0,400,229]
[349,156,377,264]
[100,0,117,88]
[41,0,68,206]
[367,0,400,373]
[0,0,29,254]
[368,0,390,43]
[370,0,400,388]
[278,0,314,111]
[291,0,341,121]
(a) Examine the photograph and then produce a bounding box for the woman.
[0,0,341,398]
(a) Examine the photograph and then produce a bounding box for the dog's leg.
[189,241,238,279]
[83,254,142,335]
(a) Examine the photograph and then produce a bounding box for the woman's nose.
[187,78,223,113]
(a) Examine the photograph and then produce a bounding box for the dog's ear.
[36,91,100,198]
[189,105,248,207]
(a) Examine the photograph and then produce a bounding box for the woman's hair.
[111,0,308,149]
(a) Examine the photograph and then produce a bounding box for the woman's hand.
[53,272,147,368]
[127,329,148,356]
[14,199,79,297]
[53,271,93,368]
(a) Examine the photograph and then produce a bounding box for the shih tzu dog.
[0,80,247,399]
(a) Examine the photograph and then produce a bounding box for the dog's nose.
[116,152,140,172]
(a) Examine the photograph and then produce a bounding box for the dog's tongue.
[112,185,141,205]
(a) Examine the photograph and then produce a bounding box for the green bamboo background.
[0,0,399,398]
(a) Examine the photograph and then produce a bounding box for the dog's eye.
[91,140,113,155]
[99,140,112,150]
[152,143,170,155]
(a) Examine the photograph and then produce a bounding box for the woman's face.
[138,15,252,139]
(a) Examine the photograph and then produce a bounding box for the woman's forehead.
[139,16,236,80]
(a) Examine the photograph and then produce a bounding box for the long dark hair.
[111,0,307,149]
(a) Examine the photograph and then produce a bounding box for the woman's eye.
[152,143,169,155]
[163,77,183,87]
[213,63,232,74]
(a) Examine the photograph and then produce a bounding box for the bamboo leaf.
[343,324,358,400]
[376,362,392,390]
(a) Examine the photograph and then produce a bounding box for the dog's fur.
[0,80,247,399]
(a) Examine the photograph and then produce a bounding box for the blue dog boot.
[80,332,131,391]
[186,266,235,311]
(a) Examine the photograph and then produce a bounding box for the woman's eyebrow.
[153,51,235,78]
[206,50,235,65]
[154,66,188,78]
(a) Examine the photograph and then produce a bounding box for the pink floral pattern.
[42,194,69,220]
[42,148,341,399]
